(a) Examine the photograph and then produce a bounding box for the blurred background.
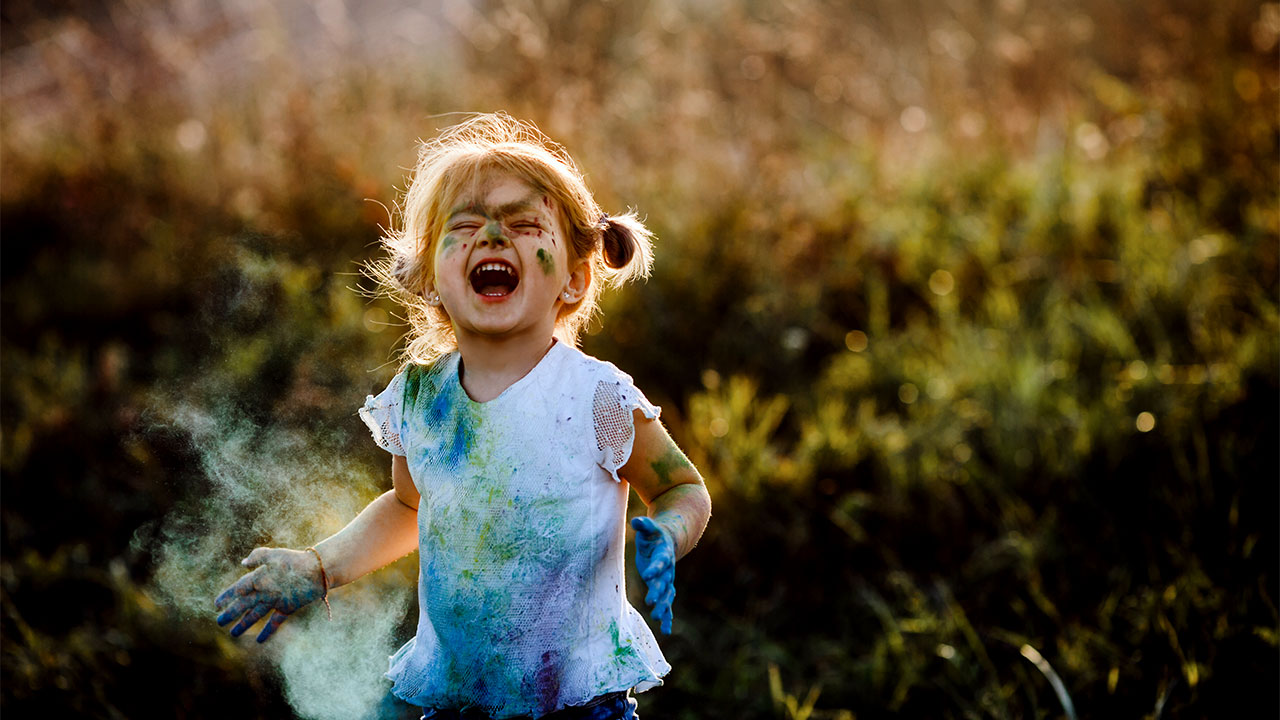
[2,0,1277,718]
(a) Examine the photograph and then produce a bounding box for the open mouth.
[469,261,519,297]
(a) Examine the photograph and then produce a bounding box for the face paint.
[541,198,557,246]
[536,248,555,276]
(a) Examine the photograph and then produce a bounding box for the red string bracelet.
[305,546,333,621]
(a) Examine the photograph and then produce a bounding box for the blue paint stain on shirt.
[403,359,479,470]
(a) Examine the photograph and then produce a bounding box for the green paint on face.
[536,248,555,276]
[440,233,461,255]
[650,444,695,487]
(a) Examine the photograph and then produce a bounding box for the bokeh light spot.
[929,269,955,296]
[362,307,388,333]
[1136,412,1156,432]
[1127,360,1148,381]
[814,75,843,103]
[1075,122,1109,159]
[900,106,928,133]
[175,119,207,152]
[898,383,919,404]
[1188,234,1222,264]
[709,417,729,438]
[701,369,721,390]
[845,330,868,352]
[1234,68,1261,102]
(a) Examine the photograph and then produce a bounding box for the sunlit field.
[2,1,1277,718]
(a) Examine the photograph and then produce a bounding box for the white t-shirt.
[359,341,670,718]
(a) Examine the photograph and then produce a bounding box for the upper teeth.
[476,263,514,275]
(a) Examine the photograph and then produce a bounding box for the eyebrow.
[446,194,543,222]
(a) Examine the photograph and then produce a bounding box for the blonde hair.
[372,113,654,365]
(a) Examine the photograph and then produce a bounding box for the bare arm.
[621,410,712,633]
[623,411,711,559]
[315,454,420,588]
[214,455,420,641]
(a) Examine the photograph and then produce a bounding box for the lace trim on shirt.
[593,378,660,482]
[359,371,407,456]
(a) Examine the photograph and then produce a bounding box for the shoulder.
[553,343,637,388]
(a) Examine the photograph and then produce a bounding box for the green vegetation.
[2,0,1276,718]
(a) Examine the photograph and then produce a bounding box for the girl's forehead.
[445,170,554,215]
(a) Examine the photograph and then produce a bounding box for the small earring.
[562,292,573,302]
[426,292,441,306]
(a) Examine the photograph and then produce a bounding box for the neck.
[454,324,557,403]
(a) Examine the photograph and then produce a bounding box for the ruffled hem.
[389,671,669,720]
[385,628,671,718]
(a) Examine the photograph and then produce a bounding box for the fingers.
[256,610,289,643]
[644,576,665,607]
[650,584,675,635]
[639,550,673,583]
[646,576,675,610]
[630,516,660,538]
[214,570,259,610]
[241,547,272,569]
[214,585,238,611]
[230,602,271,638]
[216,596,254,627]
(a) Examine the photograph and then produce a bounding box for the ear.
[561,258,591,304]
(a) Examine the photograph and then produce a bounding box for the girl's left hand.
[631,516,676,634]
[214,547,325,643]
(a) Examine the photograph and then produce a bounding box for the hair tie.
[598,213,610,230]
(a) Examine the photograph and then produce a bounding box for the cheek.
[439,234,468,257]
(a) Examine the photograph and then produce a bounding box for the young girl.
[213,113,712,720]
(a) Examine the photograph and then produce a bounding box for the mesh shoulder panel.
[592,377,660,482]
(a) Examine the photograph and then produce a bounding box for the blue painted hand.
[630,516,676,635]
[213,547,324,643]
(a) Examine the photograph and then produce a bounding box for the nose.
[479,222,509,248]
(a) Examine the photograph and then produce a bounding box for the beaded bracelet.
[304,546,333,621]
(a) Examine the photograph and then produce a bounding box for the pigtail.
[598,211,654,287]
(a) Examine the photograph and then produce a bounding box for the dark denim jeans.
[421,691,638,720]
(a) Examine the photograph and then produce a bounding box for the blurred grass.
[2,0,1278,718]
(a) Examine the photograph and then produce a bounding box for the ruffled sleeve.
[359,370,408,456]
[592,370,661,483]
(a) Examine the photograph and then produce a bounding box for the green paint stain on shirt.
[536,248,555,276]
[608,620,641,664]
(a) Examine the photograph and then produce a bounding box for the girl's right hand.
[214,547,324,643]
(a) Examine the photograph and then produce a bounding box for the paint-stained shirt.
[359,341,670,718]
